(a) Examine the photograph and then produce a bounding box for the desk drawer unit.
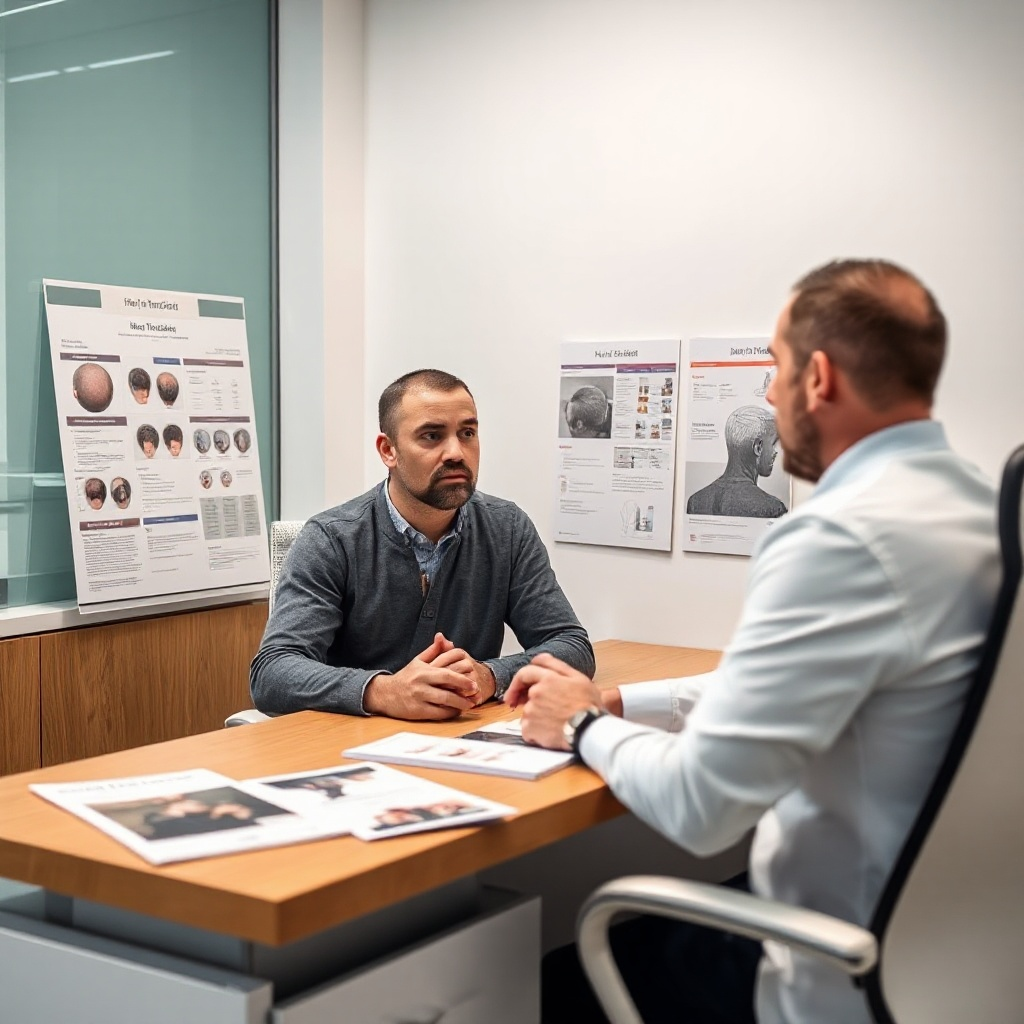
[272,890,540,1024]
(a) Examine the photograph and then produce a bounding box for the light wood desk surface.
[0,639,720,946]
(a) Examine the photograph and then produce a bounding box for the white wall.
[308,0,1024,650]
[279,0,365,520]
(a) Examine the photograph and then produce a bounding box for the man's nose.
[441,435,465,462]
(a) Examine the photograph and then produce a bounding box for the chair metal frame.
[577,443,1024,1023]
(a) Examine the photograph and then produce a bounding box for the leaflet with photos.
[249,762,516,840]
[29,769,346,866]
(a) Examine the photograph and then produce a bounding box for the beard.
[780,394,824,483]
[410,462,476,511]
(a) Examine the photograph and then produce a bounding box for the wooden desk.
[0,640,720,947]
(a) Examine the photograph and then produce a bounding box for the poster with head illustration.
[682,337,792,556]
[45,279,270,610]
[555,340,679,551]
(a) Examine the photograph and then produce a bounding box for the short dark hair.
[129,367,151,392]
[566,386,609,430]
[786,259,946,409]
[156,372,179,404]
[162,424,183,446]
[378,369,473,437]
[137,424,159,449]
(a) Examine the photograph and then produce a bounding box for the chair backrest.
[865,444,1024,1023]
[269,520,305,611]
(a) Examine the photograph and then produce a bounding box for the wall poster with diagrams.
[682,337,792,556]
[554,340,680,552]
[44,279,270,611]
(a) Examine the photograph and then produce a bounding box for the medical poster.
[554,340,680,551]
[44,279,271,610]
[682,337,792,557]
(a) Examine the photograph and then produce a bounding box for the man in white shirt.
[507,259,1000,1024]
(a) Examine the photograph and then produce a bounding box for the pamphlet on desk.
[248,762,516,841]
[29,769,348,865]
[341,719,576,781]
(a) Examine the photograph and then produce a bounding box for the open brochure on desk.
[30,764,517,863]
[247,762,516,841]
[29,768,349,866]
[341,719,576,781]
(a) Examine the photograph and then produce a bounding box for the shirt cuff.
[619,671,715,732]
[578,713,658,770]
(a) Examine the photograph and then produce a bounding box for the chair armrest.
[577,876,877,1024]
[224,708,276,727]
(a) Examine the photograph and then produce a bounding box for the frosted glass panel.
[0,0,273,607]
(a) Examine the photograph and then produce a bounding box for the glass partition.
[0,0,274,607]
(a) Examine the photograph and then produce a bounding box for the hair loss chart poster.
[682,337,792,557]
[45,279,270,611]
[555,340,680,551]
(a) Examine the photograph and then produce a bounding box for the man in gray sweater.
[250,368,594,720]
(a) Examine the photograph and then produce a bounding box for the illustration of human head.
[136,423,159,458]
[162,424,183,456]
[220,470,233,487]
[566,385,610,438]
[199,470,213,489]
[724,406,779,479]
[72,362,114,413]
[193,429,211,454]
[84,477,106,509]
[156,371,179,407]
[111,477,131,509]
[128,367,151,404]
[233,428,251,453]
[213,429,231,454]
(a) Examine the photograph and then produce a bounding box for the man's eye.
[461,429,477,439]
[421,432,439,442]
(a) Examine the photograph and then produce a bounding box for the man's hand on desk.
[364,633,482,720]
[428,642,497,706]
[505,653,615,750]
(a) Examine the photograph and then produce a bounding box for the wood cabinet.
[0,636,41,774]
[0,601,268,774]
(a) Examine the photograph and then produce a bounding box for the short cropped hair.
[566,386,609,431]
[129,367,151,393]
[724,406,776,455]
[162,424,183,446]
[72,362,114,413]
[156,372,179,404]
[378,369,473,438]
[786,259,946,409]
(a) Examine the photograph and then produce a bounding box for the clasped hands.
[364,632,497,720]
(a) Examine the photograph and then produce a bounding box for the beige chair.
[224,519,306,727]
[577,442,1024,1023]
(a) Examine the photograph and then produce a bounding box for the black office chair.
[577,442,1024,1023]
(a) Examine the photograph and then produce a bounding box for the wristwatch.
[563,705,606,756]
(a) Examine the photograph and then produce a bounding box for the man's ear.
[805,350,835,412]
[752,437,764,457]
[376,433,397,469]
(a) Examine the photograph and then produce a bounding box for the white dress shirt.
[580,421,999,1023]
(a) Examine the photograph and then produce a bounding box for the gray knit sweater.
[250,483,595,715]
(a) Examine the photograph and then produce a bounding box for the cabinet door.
[41,601,268,764]
[0,636,41,775]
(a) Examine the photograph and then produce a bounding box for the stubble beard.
[780,397,824,484]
